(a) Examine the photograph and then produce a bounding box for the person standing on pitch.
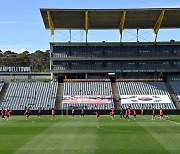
[81,107,85,117]
[152,108,156,120]
[71,108,75,117]
[8,110,13,118]
[5,109,10,121]
[125,109,129,121]
[133,110,137,120]
[128,106,131,118]
[1,108,5,120]
[24,108,31,120]
[120,106,124,119]
[94,111,100,120]
[110,108,115,120]
[141,106,144,117]
[51,108,56,120]
[37,107,42,117]
[159,108,164,120]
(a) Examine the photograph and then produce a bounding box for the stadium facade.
[40,8,180,81]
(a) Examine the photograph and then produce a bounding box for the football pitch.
[0,115,179,154]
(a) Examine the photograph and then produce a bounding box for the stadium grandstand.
[0,8,180,112]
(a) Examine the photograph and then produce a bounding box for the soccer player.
[120,106,124,119]
[152,108,156,120]
[128,106,131,118]
[81,107,85,117]
[5,109,9,121]
[125,109,129,121]
[1,108,5,119]
[110,108,115,120]
[159,108,164,120]
[95,111,100,120]
[8,110,13,118]
[37,108,42,117]
[71,108,75,117]
[133,110,137,120]
[141,106,144,117]
[25,108,31,120]
[51,108,56,120]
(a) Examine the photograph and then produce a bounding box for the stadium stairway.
[0,83,9,106]
[55,83,63,110]
[165,82,180,109]
[111,83,120,109]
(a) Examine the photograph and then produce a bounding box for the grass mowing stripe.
[15,116,97,154]
[137,115,180,154]
[95,115,170,154]
[0,116,50,154]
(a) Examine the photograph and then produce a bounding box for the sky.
[0,0,180,53]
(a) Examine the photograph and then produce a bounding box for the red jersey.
[133,110,137,115]
[81,109,84,113]
[95,112,100,116]
[26,109,30,113]
[111,109,115,115]
[152,109,155,115]
[72,109,75,114]
[38,109,42,113]
[5,110,9,116]
[9,110,12,115]
[141,108,144,114]
[1,110,5,115]
[128,108,131,115]
[160,109,163,116]
[125,110,128,115]
[52,109,55,115]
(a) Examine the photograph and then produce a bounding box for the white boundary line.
[168,120,180,126]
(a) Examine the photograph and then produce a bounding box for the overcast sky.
[0,0,180,52]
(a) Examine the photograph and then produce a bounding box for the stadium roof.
[40,8,180,29]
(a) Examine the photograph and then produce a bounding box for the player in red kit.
[125,109,129,121]
[1,109,5,120]
[72,108,75,117]
[128,107,131,118]
[51,108,56,120]
[152,108,156,120]
[110,108,115,120]
[37,108,42,117]
[81,107,85,117]
[141,106,144,117]
[24,108,31,120]
[95,111,100,120]
[5,109,9,121]
[133,110,137,120]
[159,108,164,120]
[8,110,13,118]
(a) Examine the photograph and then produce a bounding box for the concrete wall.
[0,74,51,83]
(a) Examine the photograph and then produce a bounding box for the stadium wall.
[10,110,180,115]
[0,73,51,83]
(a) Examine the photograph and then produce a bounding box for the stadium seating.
[117,82,176,109]
[170,81,180,103]
[1,81,58,110]
[62,81,114,110]
[63,81,112,95]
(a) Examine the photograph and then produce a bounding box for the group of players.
[1,106,165,121]
[1,109,12,120]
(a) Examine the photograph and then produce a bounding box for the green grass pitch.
[0,115,180,154]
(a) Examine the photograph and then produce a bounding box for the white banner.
[120,95,172,104]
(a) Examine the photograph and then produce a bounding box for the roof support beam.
[119,11,126,42]
[153,10,165,42]
[85,11,89,43]
[47,11,55,41]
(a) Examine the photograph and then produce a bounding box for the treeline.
[0,50,50,72]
